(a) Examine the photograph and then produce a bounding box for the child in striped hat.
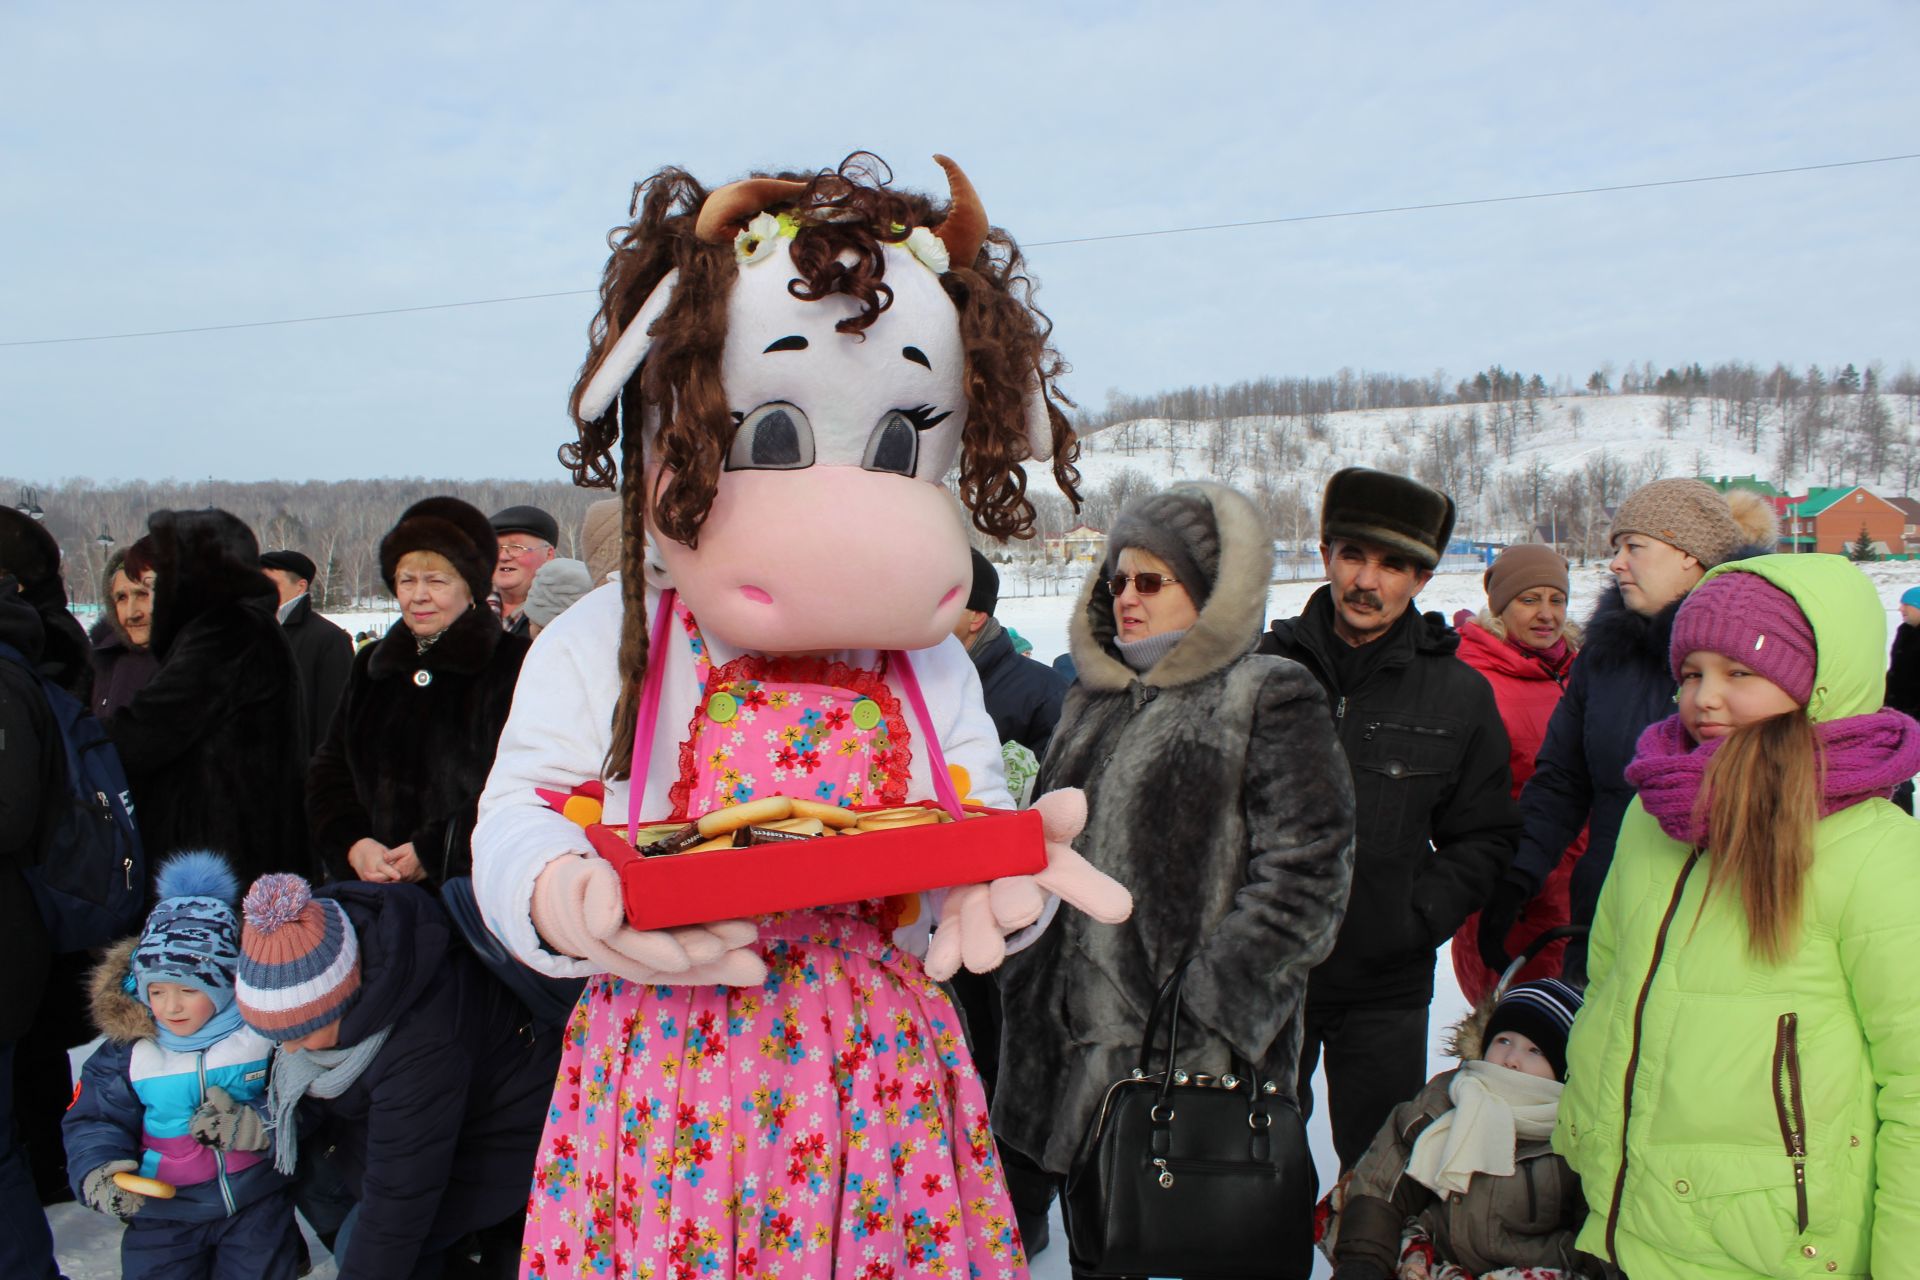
[62,851,299,1279]
[1325,978,1596,1280]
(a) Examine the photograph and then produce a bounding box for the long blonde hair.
[1695,710,1823,963]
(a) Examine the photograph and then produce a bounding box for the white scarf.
[1403,1060,1562,1197]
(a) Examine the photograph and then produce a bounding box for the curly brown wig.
[562,152,1081,779]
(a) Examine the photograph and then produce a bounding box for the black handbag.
[1062,958,1316,1279]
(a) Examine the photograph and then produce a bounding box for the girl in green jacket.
[1557,553,1920,1279]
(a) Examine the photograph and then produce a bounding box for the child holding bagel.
[62,851,299,1279]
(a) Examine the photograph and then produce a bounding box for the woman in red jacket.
[1450,546,1586,1005]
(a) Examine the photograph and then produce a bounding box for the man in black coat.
[1,510,101,1226]
[0,577,61,1276]
[261,548,353,754]
[952,549,1068,761]
[105,509,309,887]
[1259,468,1517,1171]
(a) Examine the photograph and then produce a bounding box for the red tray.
[584,802,1046,931]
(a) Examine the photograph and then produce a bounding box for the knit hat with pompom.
[131,851,243,1011]
[234,874,360,1042]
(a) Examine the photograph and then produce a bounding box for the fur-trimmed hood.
[146,508,278,659]
[1444,992,1494,1062]
[89,937,157,1044]
[1067,481,1272,691]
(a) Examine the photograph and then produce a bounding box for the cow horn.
[693,177,810,244]
[930,154,987,268]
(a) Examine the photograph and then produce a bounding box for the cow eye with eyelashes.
[863,404,952,477]
[725,402,815,471]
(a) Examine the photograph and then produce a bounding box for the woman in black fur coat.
[994,483,1357,1217]
[105,509,307,887]
[307,497,529,887]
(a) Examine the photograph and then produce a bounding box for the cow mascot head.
[473,153,1129,1277]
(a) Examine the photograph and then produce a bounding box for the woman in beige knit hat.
[1476,479,1776,984]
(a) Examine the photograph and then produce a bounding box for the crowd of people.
[4,461,1919,1280]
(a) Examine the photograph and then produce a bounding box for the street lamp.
[15,487,44,521]
[95,529,116,610]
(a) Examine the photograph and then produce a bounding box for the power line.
[1021,152,1920,247]
[4,152,1914,349]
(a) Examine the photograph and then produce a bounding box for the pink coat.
[1449,615,1587,1005]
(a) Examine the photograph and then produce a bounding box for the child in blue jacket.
[63,851,300,1280]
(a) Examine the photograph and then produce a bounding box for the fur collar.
[89,938,156,1044]
[1068,481,1272,692]
[366,602,501,680]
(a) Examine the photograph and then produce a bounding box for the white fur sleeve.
[472,585,630,978]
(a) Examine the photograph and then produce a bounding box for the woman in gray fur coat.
[995,481,1358,1187]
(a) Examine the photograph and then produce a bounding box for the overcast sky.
[4,1,1916,484]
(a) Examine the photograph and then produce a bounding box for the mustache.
[1342,588,1384,611]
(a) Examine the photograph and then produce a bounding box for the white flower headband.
[734,212,950,275]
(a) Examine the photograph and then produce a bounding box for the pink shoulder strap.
[627,588,677,845]
[889,649,966,820]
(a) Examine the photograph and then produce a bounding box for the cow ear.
[1024,371,1055,462]
[578,268,680,422]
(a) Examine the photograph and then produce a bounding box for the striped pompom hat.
[234,874,361,1042]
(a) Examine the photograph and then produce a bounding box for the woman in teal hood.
[1557,554,1920,1278]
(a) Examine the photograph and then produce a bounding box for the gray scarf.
[266,1027,391,1175]
[1114,627,1190,673]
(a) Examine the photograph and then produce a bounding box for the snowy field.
[51,560,1920,1278]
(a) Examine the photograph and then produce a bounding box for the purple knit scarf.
[1625,709,1920,845]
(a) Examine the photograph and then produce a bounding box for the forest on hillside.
[9,357,1918,608]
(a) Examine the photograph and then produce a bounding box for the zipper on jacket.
[1604,848,1701,1264]
[1335,695,1347,721]
[198,1054,237,1217]
[1772,1012,1810,1233]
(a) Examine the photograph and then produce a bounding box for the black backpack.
[0,641,146,952]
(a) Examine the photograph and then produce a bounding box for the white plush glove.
[924,787,1132,980]
[530,853,767,986]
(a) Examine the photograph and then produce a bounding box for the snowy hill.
[1014,392,1917,560]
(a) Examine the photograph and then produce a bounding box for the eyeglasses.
[1107,572,1180,596]
[498,542,543,559]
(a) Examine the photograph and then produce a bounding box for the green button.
[852,699,882,731]
[707,692,739,723]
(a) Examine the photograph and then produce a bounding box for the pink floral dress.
[521,603,1028,1280]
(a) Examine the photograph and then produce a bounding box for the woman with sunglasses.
[994,482,1358,1271]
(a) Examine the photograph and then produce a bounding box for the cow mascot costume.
[473,153,1131,1278]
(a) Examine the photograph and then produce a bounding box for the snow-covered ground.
[51,559,1920,1278]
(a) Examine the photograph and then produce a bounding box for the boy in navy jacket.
[64,852,299,1279]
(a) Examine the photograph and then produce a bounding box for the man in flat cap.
[1258,468,1518,1172]
[489,505,559,639]
[260,548,352,756]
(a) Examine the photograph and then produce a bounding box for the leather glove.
[190,1084,269,1152]
[1475,878,1532,974]
[531,853,767,987]
[81,1160,145,1222]
[924,788,1132,981]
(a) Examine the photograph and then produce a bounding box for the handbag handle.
[1136,954,1196,1079]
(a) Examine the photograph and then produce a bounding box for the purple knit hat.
[1669,570,1817,703]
